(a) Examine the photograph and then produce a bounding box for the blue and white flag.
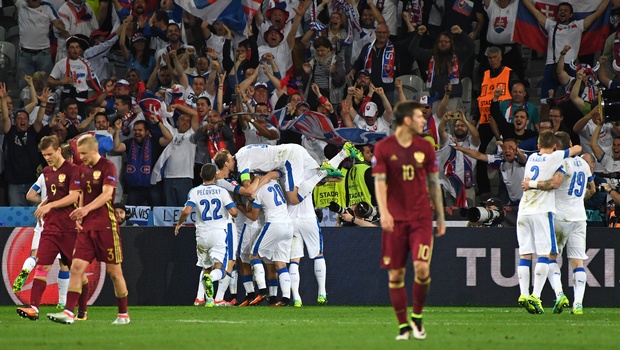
[176,0,247,35]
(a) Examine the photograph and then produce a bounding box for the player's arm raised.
[427,172,445,237]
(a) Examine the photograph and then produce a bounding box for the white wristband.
[529,180,538,189]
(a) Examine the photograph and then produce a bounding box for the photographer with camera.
[582,154,609,227]
[329,201,378,227]
[436,109,480,206]
[461,198,504,227]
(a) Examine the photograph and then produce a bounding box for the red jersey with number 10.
[372,134,438,221]
[79,157,118,231]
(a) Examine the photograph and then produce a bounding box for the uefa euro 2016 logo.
[2,227,107,306]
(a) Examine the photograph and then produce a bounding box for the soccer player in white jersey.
[246,178,294,306]
[234,142,364,205]
[175,164,238,308]
[522,131,593,315]
[210,150,278,306]
[13,145,74,308]
[517,130,581,314]
[288,195,327,307]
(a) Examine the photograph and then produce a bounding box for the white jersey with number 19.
[555,156,591,222]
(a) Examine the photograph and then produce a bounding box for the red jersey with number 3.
[79,157,118,231]
[372,134,438,221]
[43,161,81,232]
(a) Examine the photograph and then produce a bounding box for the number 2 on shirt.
[530,165,539,180]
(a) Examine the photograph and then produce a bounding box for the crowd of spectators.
[1,0,620,227]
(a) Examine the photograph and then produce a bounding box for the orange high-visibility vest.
[477,67,512,124]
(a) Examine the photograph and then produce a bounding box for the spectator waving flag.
[176,0,247,36]
[334,127,388,145]
[267,106,289,129]
[281,111,388,146]
[514,0,610,55]
[242,0,262,25]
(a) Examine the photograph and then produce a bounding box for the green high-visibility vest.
[313,168,348,208]
[346,163,372,206]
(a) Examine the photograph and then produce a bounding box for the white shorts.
[196,228,227,269]
[554,220,588,260]
[290,217,322,259]
[516,212,557,255]
[252,222,293,263]
[239,223,261,264]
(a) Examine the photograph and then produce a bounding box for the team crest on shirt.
[93,170,101,180]
[414,151,425,165]
[383,256,391,265]
[58,174,66,183]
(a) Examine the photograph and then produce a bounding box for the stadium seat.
[397,74,426,101]
[6,26,18,42]
[2,6,16,19]
[0,41,17,81]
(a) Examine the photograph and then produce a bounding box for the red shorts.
[73,229,123,264]
[381,220,433,269]
[37,230,77,267]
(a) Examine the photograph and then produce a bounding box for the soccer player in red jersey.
[372,101,446,341]
[47,134,130,325]
[17,136,81,321]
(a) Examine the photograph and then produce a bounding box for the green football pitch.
[1,306,619,349]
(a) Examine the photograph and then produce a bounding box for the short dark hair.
[116,95,132,108]
[554,131,571,150]
[201,163,218,181]
[313,36,332,50]
[61,97,78,112]
[393,101,422,126]
[134,120,149,130]
[197,96,211,106]
[558,2,573,13]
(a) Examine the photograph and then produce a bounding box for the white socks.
[314,257,327,296]
[289,262,300,301]
[573,267,587,306]
[517,259,531,296]
[532,257,549,297]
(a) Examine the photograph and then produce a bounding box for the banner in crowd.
[176,0,247,36]
[152,207,197,226]
[514,0,611,55]
[124,205,152,226]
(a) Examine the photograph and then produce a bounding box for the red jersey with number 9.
[42,161,81,232]
[372,134,438,221]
